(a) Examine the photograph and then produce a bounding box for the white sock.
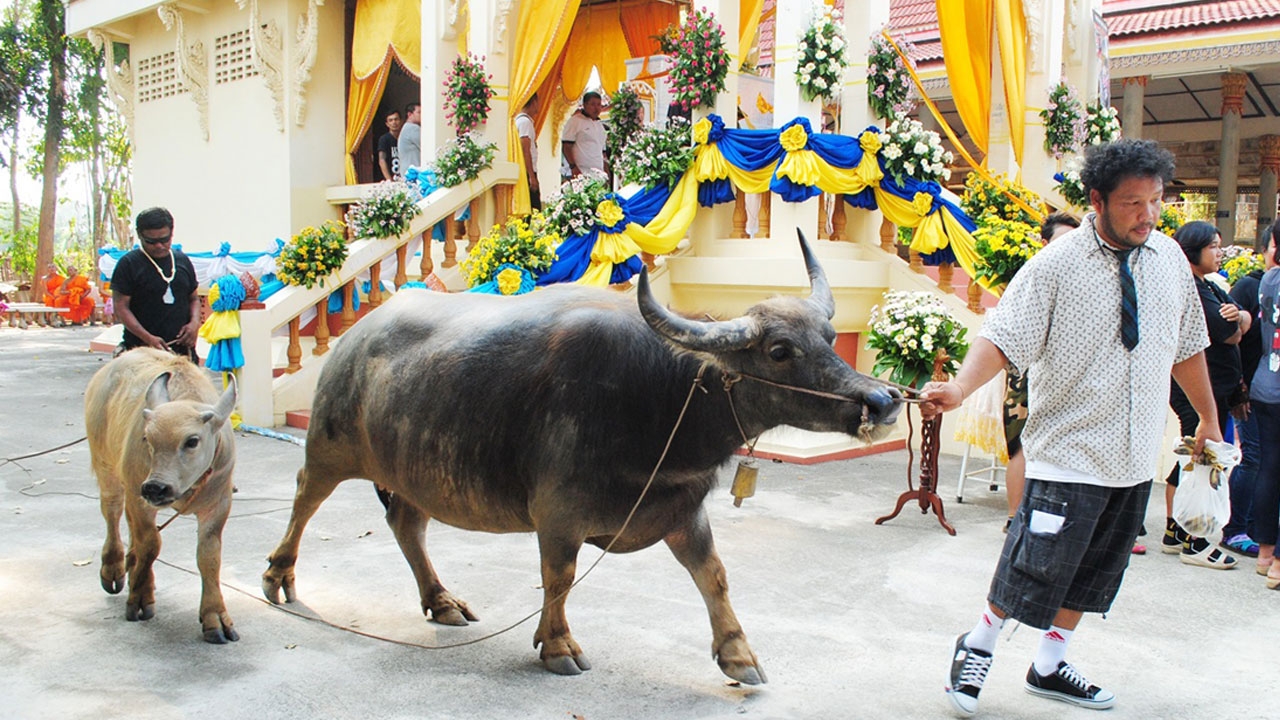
[1032,626,1074,676]
[965,608,1004,653]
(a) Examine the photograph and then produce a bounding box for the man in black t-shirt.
[376,109,403,181]
[111,207,201,362]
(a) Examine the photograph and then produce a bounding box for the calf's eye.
[184,437,200,450]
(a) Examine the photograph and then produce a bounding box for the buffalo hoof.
[431,607,471,626]
[262,573,296,605]
[203,626,240,644]
[720,660,767,686]
[126,603,155,622]
[542,653,592,676]
[100,572,124,595]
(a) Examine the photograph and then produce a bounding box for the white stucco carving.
[1066,0,1082,62]
[86,29,135,132]
[1023,0,1043,72]
[1110,40,1280,70]
[292,0,324,127]
[235,0,286,132]
[493,0,513,55]
[442,0,459,41]
[158,4,210,141]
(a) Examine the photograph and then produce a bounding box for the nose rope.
[723,371,924,403]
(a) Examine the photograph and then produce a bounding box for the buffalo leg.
[262,464,342,604]
[122,499,160,622]
[664,506,765,685]
[384,493,477,626]
[532,531,591,675]
[97,472,126,595]
[196,504,238,644]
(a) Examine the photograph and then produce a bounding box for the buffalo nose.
[867,387,903,424]
[140,480,173,505]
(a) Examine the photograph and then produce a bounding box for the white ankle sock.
[965,608,1004,653]
[1032,626,1074,676]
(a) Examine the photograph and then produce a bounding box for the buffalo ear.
[145,373,172,409]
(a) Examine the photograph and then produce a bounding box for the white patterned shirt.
[981,214,1208,487]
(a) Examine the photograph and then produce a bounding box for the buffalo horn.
[797,228,835,319]
[637,269,761,352]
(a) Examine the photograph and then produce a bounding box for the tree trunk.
[34,0,65,280]
[8,120,18,238]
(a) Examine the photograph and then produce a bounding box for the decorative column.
[768,0,821,243]
[839,1,890,249]
[1259,135,1280,246]
[1120,76,1147,139]
[689,0,740,253]
[1216,73,1248,245]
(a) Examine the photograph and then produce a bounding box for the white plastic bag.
[1171,439,1239,538]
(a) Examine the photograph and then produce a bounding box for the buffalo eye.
[768,344,793,362]
[184,436,200,450]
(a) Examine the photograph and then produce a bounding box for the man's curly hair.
[1080,139,1175,200]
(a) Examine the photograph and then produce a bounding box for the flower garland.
[972,217,1043,288]
[866,290,969,389]
[866,31,915,120]
[616,117,695,189]
[345,182,422,239]
[795,1,848,103]
[668,10,730,112]
[442,53,495,134]
[461,212,560,290]
[1084,100,1121,146]
[431,132,498,188]
[277,220,347,289]
[545,174,611,238]
[606,86,645,163]
[878,117,953,186]
[1223,247,1265,285]
[1052,155,1088,209]
[1040,80,1086,158]
[960,171,1048,228]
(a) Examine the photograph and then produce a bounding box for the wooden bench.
[3,303,70,328]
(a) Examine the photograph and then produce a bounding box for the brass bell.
[730,458,759,507]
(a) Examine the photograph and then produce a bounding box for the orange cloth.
[55,275,94,323]
[43,273,65,306]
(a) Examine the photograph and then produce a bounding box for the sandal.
[1268,563,1280,590]
[1262,557,1277,577]
[1221,534,1260,557]
[1180,540,1237,570]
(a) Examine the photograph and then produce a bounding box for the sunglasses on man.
[142,233,173,245]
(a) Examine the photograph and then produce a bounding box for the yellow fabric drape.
[739,0,765,64]
[345,63,392,184]
[560,8,630,103]
[509,0,582,215]
[351,0,421,79]
[936,0,991,156]
[995,0,1028,167]
[618,0,678,57]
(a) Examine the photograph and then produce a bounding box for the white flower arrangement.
[616,117,696,189]
[866,290,969,388]
[1084,100,1122,146]
[1052,155,1088,209]
[544,173,610,238]
[795,1,849,102]
[345,181,422,239]
[878,117,953,186]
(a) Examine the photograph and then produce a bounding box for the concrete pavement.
[0,326,1273,720]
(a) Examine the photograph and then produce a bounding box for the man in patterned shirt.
[922,140,1220,716]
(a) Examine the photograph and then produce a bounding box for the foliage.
[1039,80,1086,158]
[866,31,915,120]
[866,291,969,388]
[605,85,645,163]
[1052,155,1088,209]
[668,10,729,112]
[430,132,497,187]
[616,117,695,189]
[1223,247,1265,285]
[0,221,37,277]
[277,220,347,289]
[795,1,848,103]
[461,211,560,289]
[545,173,611,238]
[653,23,680,55]
[1158,203,1184,236]
[442,53,494,134]
[345,181,421,239]
[960,171,1048,227]
[972,217,1043,288]
[878,116,952,186]
[1084,100,1121,146]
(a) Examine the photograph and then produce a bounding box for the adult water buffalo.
[263,231,902,682]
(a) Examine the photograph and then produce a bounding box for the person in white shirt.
[397,102,422,172]
[560,92,606,180]
[515,93,541,210]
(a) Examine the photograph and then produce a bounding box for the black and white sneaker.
[946,633,993,716]
[1025,661,1116,709]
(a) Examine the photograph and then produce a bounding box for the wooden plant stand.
[875,353,957,535]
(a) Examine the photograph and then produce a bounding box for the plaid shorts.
[988,477,1151,630]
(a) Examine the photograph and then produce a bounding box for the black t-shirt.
[1230,269,1264,384]
[1196,276,1243,398]
[376,133,399,180]
[111,248,198,349]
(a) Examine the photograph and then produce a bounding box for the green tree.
[0,0,41,239]
[33,0,67,295]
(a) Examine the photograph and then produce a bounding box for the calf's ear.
[145,373,172,409]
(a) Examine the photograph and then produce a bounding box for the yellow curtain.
[994,0,1027,167]
[509,0,582,215]
[560,8,630,104]
[739,0,765,64]
[345,0,422,184]
[936,0,992,157]
[618,0,678,57]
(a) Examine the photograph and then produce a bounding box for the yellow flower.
[596,199,625,228]
[779,124,809,153]
[912,191,934,217]
[497,267,523,295]
[692,118,712,146]
[859,130,882,154]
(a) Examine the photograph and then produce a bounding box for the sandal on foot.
[1260,558,1276,576]
[1221,534,1260,557]
[1162,518,1188,554]
[1131,544,1147,555]
[1180,542,1237,570]
[1268,566,1280,590]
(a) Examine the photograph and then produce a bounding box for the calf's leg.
[384,493,477,626]
[123,499,161,621]
[533,531,591,675]
[263,464,342,604]
[97,472,126,595]
[196,502,238,643]
[664,506,765,685]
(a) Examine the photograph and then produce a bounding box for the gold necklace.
[141,247,177,303]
